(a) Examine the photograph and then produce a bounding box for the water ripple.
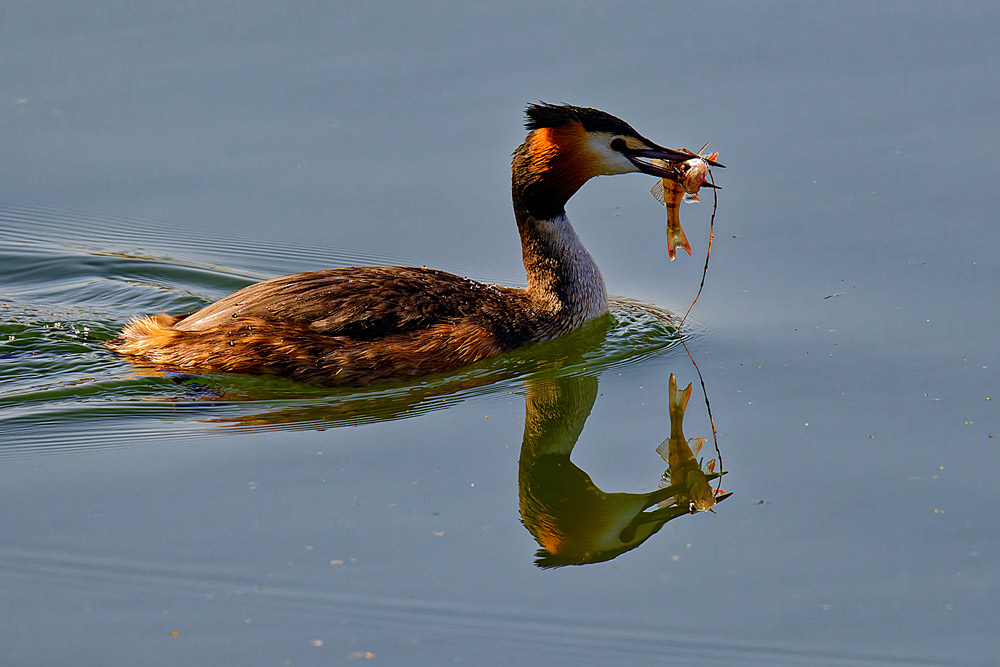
[0,543,959,667]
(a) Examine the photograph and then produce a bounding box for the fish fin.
[650,180,667,206]
[656,437,671,463]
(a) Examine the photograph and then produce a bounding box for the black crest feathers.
[524,103,639,137]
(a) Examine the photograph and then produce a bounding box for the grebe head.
[513,103,696,219]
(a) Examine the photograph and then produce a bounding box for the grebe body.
[109,104,697,385]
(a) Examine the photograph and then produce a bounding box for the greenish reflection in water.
[518,371,729,568]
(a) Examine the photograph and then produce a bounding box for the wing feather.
[173,267,513,340]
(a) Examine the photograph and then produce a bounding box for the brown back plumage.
[108,266,577,385]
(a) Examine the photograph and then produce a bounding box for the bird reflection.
[518,373,729,568]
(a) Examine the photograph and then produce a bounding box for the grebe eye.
[610,138,626,152]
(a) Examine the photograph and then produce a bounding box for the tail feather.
[105,313,182,356]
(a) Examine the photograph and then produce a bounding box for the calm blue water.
[2,2,998,665]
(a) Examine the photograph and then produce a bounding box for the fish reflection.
[655,373,727,514]
[518,374,729,568]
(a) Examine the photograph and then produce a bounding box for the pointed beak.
[625,144,726,183]
[625,145,693,179]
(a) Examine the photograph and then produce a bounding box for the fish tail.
[666,205,691,261]
[668,374,693,426]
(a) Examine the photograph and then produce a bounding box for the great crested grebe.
[109,103,713,386]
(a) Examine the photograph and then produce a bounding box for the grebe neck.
[512,193,608,330]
